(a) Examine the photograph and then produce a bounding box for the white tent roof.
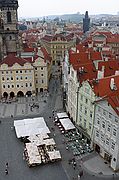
[48,151,61,160]
[14,117,50,138]
[57,112,68,119]
[59,118,75,131]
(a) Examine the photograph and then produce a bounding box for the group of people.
[5,162,8,175]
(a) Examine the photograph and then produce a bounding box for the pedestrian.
[6,162,8,168]
[78,175,80,180]
[5,168,8,175]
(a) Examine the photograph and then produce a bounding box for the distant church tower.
[83,11,90,33]
[0,0,19,60]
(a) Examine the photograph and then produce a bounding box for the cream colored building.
[0,49,51,98]
[41,33,76,65]
[33,49,48,93]
[0,55,35,98]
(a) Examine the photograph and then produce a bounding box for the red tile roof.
[90,75,119,115]
[1,54,28,67]
[40,47,52,62]
[98,60,119,77]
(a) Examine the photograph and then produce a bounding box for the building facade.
[0,0,19,59]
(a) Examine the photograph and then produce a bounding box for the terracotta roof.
[98,60,119,77]
[40,47,52,62]
[1,54,28,67]
[69,52,97,83]
[90,75,119,116]
[90,75,119,98]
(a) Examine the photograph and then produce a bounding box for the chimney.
[97,66,104,79]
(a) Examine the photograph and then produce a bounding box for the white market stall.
[59,118,75,131]
[48,151,61,161]
[56,112,68,119]
[14,117,50,138]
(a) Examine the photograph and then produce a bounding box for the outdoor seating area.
[14,117,61,167]
[65,131,93,156]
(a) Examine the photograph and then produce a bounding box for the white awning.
[48,151,61,160]
[57,112,68,119]
[14,117,50,138]
[59,118,75,131]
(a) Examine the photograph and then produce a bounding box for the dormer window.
[7,11,12,23]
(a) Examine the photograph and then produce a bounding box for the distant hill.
[60,13,84,23]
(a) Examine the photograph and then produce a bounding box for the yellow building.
[0,49,52,98]
[0,54,35,98]
[41,33,76,65]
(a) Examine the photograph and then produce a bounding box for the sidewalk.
[82,153,119,177]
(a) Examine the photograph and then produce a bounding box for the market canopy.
[57,112,68,119]
[14,117,50,138]
[59,118,75,131]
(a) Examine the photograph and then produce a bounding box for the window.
[35,67,37,70]
[42,80,44,83]
[16,77,19,80]
[35,74,37,77]
[26,83,28,87]
[7,11,12,23]
[12,85,14,88]
[9,36,12,40]
[115,117,118,123]
[113,128,117,136]
[103,110,106,115]
[85,108,87,115]
[16,71,18,73]
[84,119,86,128]
[79,115,82,122]
[109,113,112,119]
[7,77,9,80]
[36,80,38,83]
[89,123,91,130]
[17,84,19,88]
[2,77,4,81]
[3,85,5,88]
[111,141,115,150]
[101,134,104,142]
[29,70,31,73]
[97,118,100,125]
[20,70,22,73]
[90,111,93,118]
[106,138,109,146]
[25,77,27,80]
[80,104,82,112]
[96,130,99,138]
[85,98,88,103]
[41,67,43,70]
[102,121,105,129]
[20,77,22,80]
[6,71,8,74]
[11,77,13,80]
[2,71,4,74]
[41,74,44,76]
[8,85,10,88]
[25,70,27,73]
[107,124,111,132]
[30,83,32,87]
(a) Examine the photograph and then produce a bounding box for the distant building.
[83,11,90,33]
[0,0,19,60]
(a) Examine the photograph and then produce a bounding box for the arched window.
[7,11,12,23]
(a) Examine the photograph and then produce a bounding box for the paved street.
[0,68,119,180]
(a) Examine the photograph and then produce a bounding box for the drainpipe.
[76,85,80,124]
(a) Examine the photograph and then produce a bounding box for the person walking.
[5,168,8,175]
[6,162,8,168]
